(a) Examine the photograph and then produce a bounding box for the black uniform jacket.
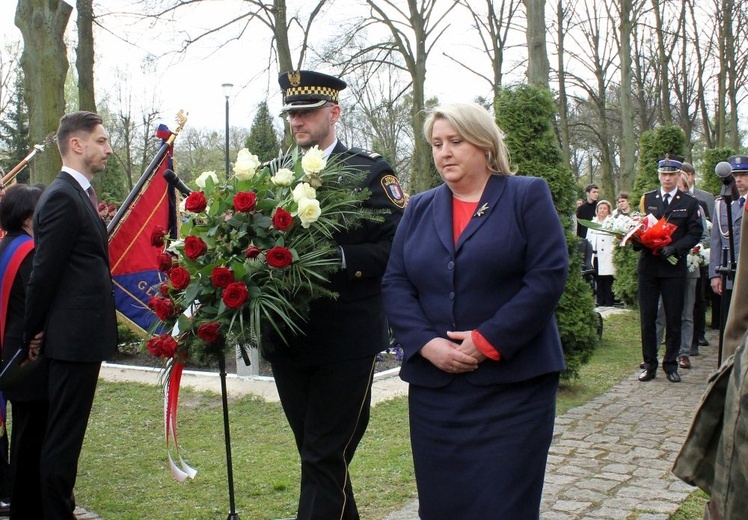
[638,189,703,277]
[264,142,404,364]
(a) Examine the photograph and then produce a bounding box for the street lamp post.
[222,83,234,180]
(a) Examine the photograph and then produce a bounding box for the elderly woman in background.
[381,103,568,519]
[0,183,48,520]
[587,199,616,307]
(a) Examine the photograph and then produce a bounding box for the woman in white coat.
[588,200,616,306]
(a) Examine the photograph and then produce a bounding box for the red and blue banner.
[108,125,179,334]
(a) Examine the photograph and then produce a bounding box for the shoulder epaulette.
[347,147,382,160]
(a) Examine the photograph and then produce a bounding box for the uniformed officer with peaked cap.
[637,153,702,383]
[266,69,405,520]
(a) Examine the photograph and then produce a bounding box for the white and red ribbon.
[164,360,197,481]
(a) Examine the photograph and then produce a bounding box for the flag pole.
[107,110,188,236]
[0,133,57,188]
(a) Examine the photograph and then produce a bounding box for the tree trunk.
[408,6,430,195]
[716,0,728,148]
[724,0,739,150]
[687,0,713,149]
[651,0,672,125]
[523,0,550,89]
[274,0,293,72]
[76,0,96,112]
[619,0,636,192]
[556,0,571,169]
[15,0,73,184]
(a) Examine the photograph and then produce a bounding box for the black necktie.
[663,193,670,208]
[87,186,98,209]
[740,196,745,209]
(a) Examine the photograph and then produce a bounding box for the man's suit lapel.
[455,175,507,252]
[58,172,108,244]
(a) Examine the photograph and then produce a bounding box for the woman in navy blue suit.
[382,103,568,519]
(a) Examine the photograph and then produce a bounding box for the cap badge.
[288,71,301,87]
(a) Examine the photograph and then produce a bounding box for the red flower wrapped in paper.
[580,213,677,265]
[621,214,678,264]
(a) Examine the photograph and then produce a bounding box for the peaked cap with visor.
[279,70,347,112]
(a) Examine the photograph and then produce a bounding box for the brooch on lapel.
[475,203,489,217]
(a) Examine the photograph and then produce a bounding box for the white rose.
[296,197,321,229]
[271,168,294,186]
[233,148,261,181]
[195,170,219,189]
[301,146,327,175]
[292,182,316,203]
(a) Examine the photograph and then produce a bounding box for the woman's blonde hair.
[596,200,613,216]
[423,103,515,176]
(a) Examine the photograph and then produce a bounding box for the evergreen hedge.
[496,85,599,379]
[700,147,736,196]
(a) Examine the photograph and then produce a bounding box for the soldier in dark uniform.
[637,155,702,383]
[263,70,405,520]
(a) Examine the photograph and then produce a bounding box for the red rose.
[210,266,235,288]
[233,191,257,213]
[157,252,174,272]
[184,235,208,260]
[266,246,293,269]
[222,282,249,309]
[272,207,294,231]
[159,283,169,296]
[245,245,262,259]
[151,226,167,247]
[197,322,221,343]
[147,334,179,358]
[148,295,176,320]
[169,266,191,290]
[185,191,207,213]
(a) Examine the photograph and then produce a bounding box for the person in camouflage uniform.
[673,157,748,520]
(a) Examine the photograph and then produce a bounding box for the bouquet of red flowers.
[143,146,378,480]
[579,213,677,264]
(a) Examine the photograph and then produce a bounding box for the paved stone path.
[384,323,719,520]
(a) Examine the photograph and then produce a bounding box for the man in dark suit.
[637,155,702,383]
[681,162,714,351]
[23,111,118,519]
[264,71,404,520]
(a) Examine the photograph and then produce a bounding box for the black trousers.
[10,399,48,520]
[595,275,615,306]
[41,360,101,520]
[639,273,684,374]
[693,267,708,341]
[271,355,376,520]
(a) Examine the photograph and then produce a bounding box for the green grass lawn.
[72,310,706,519]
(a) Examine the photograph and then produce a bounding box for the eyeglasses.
[282,103,331,121]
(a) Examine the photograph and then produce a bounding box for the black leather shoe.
[639,361,646,369]
[666,371,681,383]
[697,336,709,346]
[638,369,656,382]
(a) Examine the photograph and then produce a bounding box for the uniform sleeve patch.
[381,175,406,209]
